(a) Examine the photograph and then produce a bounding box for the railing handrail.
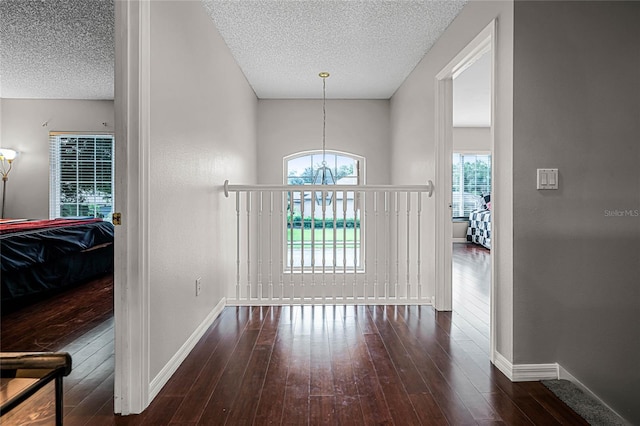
[223,180,434,198]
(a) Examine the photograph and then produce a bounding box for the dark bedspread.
[1,220,114,308]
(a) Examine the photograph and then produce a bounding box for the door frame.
[113,0,151,414]
[435,20,496,361]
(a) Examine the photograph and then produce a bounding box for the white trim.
[114,0,151,415]
[434,76,453,311]
[558,366,628,424]
[226,299,432,307]
[452,237,467,243]
[434,21,496,349]
[148,298,227,400]
[493,357,628,423]
[512,363,558,382]
[493,351,558,382]
[492,351,513,379]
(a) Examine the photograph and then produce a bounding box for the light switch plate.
[537,168,558,190]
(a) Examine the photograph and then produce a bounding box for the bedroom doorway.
[435,21,495,359]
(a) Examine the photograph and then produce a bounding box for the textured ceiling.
[202,0,467,99]
[0,0,114,100]
[0,0,467,101]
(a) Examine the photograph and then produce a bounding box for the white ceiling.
[201,0,468,99]
[0,0,487,124]
[0,0,471,101]
[0,0,115,100]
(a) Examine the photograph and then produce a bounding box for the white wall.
[453,127,490,152]
[257,100,390,184]
[391,1,513,357]
[0,99,114,219]
[148,1,257,380]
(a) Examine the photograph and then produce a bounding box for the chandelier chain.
[322,76,326,166]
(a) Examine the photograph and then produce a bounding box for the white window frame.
[283,150,365,273]
[49,132,115,220]
[452,150,491,218]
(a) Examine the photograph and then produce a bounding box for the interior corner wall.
[390,1,514,358]
[256,99,390,184]
[148,0,257,380]
[0,99,115,219]
[513,2,640,422]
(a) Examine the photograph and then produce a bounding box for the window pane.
[51,134,114,220]
[285,151,363,271]
[452,153,491,218]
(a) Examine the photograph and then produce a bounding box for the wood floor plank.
[252,313,295,425]
[166,307,253,424]
[160,308,232,397]
[348,315,394,425]
[321,308,365,425]
[196,326,261,424]
[280,308,311,425]
[309,395,337,425]
[363,331,421,425]
[224,343,274,425]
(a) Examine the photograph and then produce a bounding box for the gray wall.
[513,1,640,422]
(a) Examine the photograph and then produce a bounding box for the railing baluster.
[393,192,400,299]
[363,191,368,301]
[300,190,305,302]
[373,192,378,300]
[311,190,316,301]
[332,192,337,301]
[321,192,327,302]
[236,192,241,302]
[279,191,284,301]
[269,192,274,301]
[258,191,263,301]
[222,182,434,305]
[384,191,390,300]
[417,192,422,301]
[342,189,347,299]
[246,191,252,302]
[406,191,411,300]
[352,190,358,300]
[289,190,294,302]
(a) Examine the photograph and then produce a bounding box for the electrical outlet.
[195,277,202,296]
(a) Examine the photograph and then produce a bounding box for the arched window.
[284,150,364,272]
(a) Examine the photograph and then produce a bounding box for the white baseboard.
[452,237,468,243]
[493,353,629,423]
[493,351,558,381]
[558,365,628,424]
[148,297,226,401]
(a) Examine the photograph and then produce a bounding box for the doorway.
[435,20,496,360]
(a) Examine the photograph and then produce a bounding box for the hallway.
[0,247,588,425]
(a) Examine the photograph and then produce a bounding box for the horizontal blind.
[452,152,491,218]
[49,133,114,220]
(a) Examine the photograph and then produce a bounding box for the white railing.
[223,180,434,305]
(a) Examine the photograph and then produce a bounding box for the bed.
[1,218,114,310]
[466,194,491,249]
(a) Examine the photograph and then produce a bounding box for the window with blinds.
[452,152,491,218]
[49,133,114,221]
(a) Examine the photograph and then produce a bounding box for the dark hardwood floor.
[1,246,589,425]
